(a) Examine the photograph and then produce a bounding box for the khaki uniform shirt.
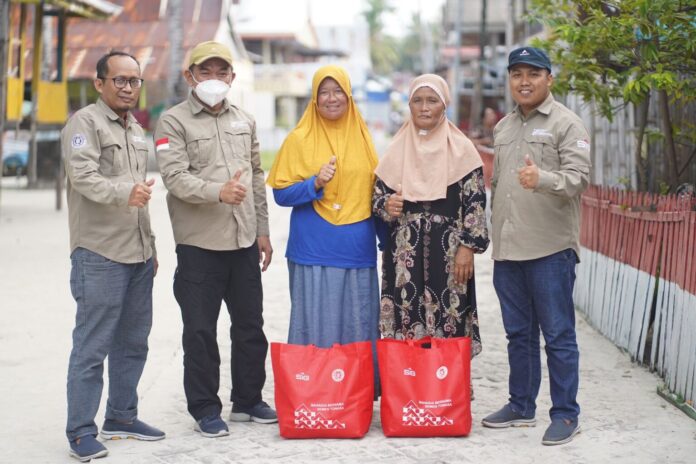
[491,94,591,261]
[154,94,269,250]
[62,98,155,263]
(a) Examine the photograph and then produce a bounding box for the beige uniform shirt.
[154,94,269,250]
[491,94,591,261]
[63,98,155,263]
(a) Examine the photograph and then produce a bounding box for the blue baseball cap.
[507,47,552,73]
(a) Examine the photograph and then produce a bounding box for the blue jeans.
[66,247,153,441]
[493,249,580,421]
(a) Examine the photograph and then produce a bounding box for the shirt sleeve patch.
[577,139,590,150]
[71,134,87,149]
[155,137,170,152]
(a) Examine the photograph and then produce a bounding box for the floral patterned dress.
[373,167,489,356]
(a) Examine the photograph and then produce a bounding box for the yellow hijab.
[267,65,378,225]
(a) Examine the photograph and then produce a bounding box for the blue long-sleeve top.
[273,176,379,269]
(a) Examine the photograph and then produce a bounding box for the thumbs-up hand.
[128,178,155,208]
[219,169,248,205]
[386,183,404,219]
[518,154,539,190]
[314,155,337,190]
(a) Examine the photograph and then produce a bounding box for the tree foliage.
[529,0,696,190]
[395,13,442,73]
[362,0,399,74]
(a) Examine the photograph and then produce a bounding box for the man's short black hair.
[96,51,140,79]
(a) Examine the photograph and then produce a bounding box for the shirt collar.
[513,92,555,118]
[96,98,137,126]
[187,91,230,115]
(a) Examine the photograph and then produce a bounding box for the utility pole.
[451,0,462,126]
[0,0,10,212]
[28,3,43,188]
[42,13,52,80]
[505,0,514,110]
[167,0,184,106]
[418,0,434,73]
[470,0,487,132]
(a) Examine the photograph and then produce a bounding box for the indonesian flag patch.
[155,137,170,152]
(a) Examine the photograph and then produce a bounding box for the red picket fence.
[575,185,696,405]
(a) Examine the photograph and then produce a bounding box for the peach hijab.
[375,74,482,201]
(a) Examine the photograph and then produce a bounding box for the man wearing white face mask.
[155,41,276,438]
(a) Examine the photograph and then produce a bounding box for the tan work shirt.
[491,94,591,261]
[154,94,269,251]
[62,98,155,263]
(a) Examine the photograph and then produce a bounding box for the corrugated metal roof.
[11,0,122,19]
[65,0,223,80]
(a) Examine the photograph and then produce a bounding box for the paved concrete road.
[0,177,694,463]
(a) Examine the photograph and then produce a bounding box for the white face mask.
[192,77,230,107]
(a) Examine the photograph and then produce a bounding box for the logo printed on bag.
[436,366,448,380]
[295,372,310,381]
[403,368,416,377]
[331,369,345,382]
[402,401,454,427]
[294,404,347,430]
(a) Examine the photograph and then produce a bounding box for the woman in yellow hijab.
[267,66,380,361]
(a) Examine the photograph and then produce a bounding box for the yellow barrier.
[6,77,24,121]
[37,80,68,124]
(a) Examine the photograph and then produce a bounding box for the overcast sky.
[245,0,446,37]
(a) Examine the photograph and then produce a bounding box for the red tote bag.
[377,336,471,437]
[271,341,374,439]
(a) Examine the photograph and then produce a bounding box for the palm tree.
[362,0,398,74]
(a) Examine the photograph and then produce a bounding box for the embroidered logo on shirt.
[436,366,448,380]
[577,139,590,150]
[155,137,170,152]
[71,134,87,148]
[531,128,553,137]
[231,121,250,131]
[132,135,146,144]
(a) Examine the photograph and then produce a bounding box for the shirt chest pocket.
[493,133,516,156]
[185,132,216,169]
[99,136,125,176]
[223,125,251,160]
[493,133,517,173]
[131,141,149,177]
[524,134,560,170]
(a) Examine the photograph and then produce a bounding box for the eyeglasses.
[99,76,144,89]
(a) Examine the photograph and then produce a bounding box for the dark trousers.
[493,249,580,421]
[174,243,268,420]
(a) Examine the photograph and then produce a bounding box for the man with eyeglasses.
[154,41,275,438]
[62,51,165,462]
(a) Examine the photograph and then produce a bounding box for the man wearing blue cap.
[482,46,591,446]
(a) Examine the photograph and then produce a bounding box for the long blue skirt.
[287,261,381,391]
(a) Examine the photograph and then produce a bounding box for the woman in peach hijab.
[373,74,489,356]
